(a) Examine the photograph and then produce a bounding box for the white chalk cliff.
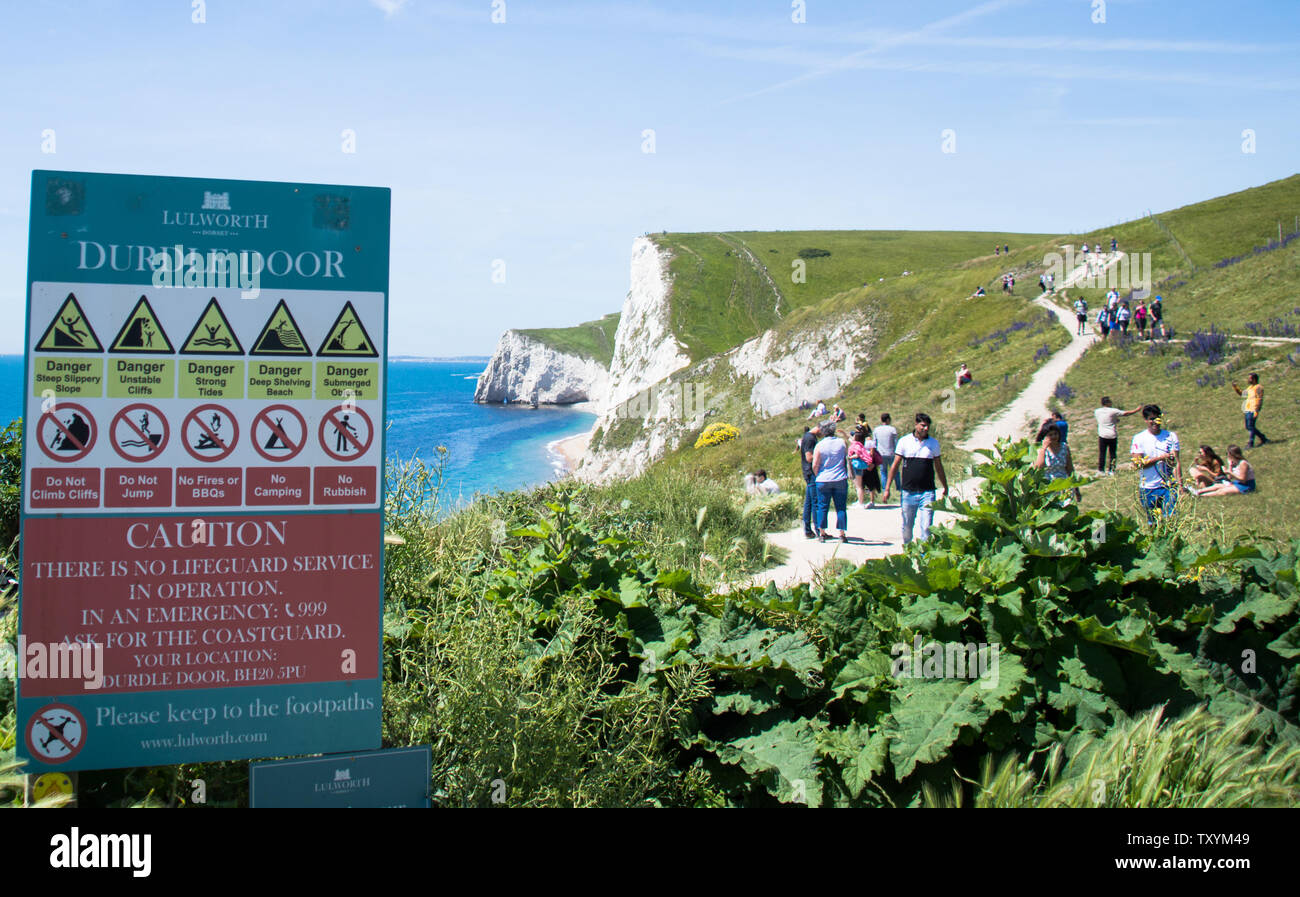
[574,238,877,483]
[473,330,608,405]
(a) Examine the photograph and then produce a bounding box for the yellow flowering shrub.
[694,422,740,449]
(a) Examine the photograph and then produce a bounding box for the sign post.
[17,171,389,772]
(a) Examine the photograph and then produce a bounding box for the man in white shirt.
[882,412,948,544]
[1130,404,1181,524]
[1093,396,1140,473]
[873,413,900,493]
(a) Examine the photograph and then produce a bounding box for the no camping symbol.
[37,402,97,463]
[252,404,307,463]
[318,404,373,462]
[183,404,239,463]
[110,403,170,463]
[26,704,87,764]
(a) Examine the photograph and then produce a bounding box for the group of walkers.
[798,411,948,546]
[1072,292,1164,340]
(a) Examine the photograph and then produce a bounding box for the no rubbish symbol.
[26,704,87,764]
[37,402,96,463]
[183,403,239,463]
[318,404,373,462]
[252,404,307,463]
[110,403,170,462]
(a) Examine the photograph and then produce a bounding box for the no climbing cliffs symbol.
[250,299,311,356]
[110,295,174,353]
[180,297,244,355]
[26,704,86,764]
[316,301,377,357]
[36,292,103,352]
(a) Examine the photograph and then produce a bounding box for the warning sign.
[319,404,374,461]
[250,299,312,356]
[37,403,96,462]
[183,403,239,462]
[317,301,377,357]
[110,403,170,462]
[180,297,245,355]
[36,292,103,352]
[252,404,307,462]
[110,295,174,353]
[20,170,388,772]
[25,704,86,764]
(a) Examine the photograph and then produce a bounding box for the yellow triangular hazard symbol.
[36,292,103,352]
[110,295,174,354]
[249,299,312,356]
[180,297,244,355]
[316,301,377,357]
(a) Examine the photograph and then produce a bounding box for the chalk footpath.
[748,253,1118,589]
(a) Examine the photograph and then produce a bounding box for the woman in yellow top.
[1232,373,1269,448]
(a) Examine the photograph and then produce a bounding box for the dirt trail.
[746,252,1125,589]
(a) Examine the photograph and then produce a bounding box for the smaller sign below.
[314,466,377,504]
[316,362,379,401]
[318,404,374,461]
[248,360,313,400]
[109,295,174,354]
[29,468,100,509]
[246,466,310,505]
[108,357,174,399]
[179,359,244,400]
[31,356,104,399]
[104,467,172,508]
[109,403,169,463]
[175,467,243,506]
[250,746,431,808]
[35,292,103,352]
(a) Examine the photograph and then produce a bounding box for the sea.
[0,355,595,511]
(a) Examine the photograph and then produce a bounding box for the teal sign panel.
[17,170,390,772]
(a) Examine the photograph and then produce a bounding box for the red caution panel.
[104,468,173,508]
[246,466,310,506]
[29,468,100,509]
[176,468,243,506]
[313,467,377,504]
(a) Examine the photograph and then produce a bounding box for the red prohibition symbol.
[109,402,170,463]
[26,703,87,764]
[183,403,239,463]
[37,402,97,463]
[318,404,373,462]
[252,404,308,463]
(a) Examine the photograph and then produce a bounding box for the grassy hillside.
[519,312,621,366]
[655,229,1053,361]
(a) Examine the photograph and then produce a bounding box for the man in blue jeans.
[1130,404,1181,524]
[799,425,820,538]
[882,412,948,544]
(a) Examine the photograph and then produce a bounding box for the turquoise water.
[0,355,594,506]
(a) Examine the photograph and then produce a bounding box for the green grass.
[519,312,621,366]
[1052,335,1300,543]
[655,229,1053,360]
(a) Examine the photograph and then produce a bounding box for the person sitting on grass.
[744,469,781,495]
[1188,445,1226,489]
[956,363,972,388]
[1194,446,1255,496]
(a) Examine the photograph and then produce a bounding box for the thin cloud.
[719,0,1028,104]
[370,0,410,17]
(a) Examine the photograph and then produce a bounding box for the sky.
[1,0,1297,356]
